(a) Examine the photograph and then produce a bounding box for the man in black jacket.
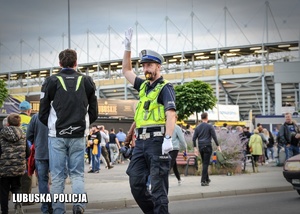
[193,112,221,186]
[39,49,98,214]
[278,113,300,160]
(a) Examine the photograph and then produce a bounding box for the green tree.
[175,80,217,123]
[0,79,9,108]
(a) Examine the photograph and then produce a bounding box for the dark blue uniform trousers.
[126,136,170,214]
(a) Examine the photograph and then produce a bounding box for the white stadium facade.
[1,41,299,121]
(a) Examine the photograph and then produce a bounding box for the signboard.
[218,104,240,121]
[188,104,240,121]
[26,96,138,118]
[0,95,26,114]
[97,99,138,118]
[281,106,295,114]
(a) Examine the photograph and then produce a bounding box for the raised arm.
[122,28,136,86]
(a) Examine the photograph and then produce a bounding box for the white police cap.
[139,49,164,64]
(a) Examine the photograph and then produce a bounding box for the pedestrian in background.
[19,101,32,135]
[257,126,268,165]
[0,113,30,214]
[0,117,8,203]
[26,113,52,213]
[193,112,221,186]
[262,128,270,164]
[98,125,114,169]
[249,128,263,171]
[39,48,98,214]
[170,115,187,186]
[116,128,126,164]
[262,128,275,163]
[18,101,34,206]
[220,122,228,132]
[85,133,92,166]
[185,124,194,136]
[87,125,101,173]
[122,28,176,214]
[116,128,126,145]
[278,113,300,160]
[108,128,120,165]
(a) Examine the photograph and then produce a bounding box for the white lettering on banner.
[53,194,88,203]
[12,193,88,203]
[12,194,52,203]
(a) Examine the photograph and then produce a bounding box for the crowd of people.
[86,125,131,172]
[243,113,300,170]
[0,28,299,214]
[189,112,300,175]
[175,112,300,180]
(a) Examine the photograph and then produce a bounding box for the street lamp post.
[68,0,71,48]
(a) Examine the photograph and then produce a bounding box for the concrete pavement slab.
[9,160,292,213]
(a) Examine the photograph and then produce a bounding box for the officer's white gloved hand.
[162,138,173,154]
[124,28,133,51]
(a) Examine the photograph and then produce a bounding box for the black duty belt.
[136,126,165,140]
[137,126,165,134]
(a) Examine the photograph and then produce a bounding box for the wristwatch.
[165,135,171,139]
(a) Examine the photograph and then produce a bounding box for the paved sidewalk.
[15,160,292,213]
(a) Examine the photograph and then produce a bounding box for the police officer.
[122,28,176,214]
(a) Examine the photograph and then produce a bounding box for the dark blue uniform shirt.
[134,76,176,112]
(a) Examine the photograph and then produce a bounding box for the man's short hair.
[59,49,77,68]
[201,112,208,120]
[223,123,227,127]
[119,128,123,132]
[285,112,292,117]
[7,113,21,127]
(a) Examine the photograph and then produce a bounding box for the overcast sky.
[0,0,299,73]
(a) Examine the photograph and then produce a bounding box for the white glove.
[124,28,133,51]
[162,138,173,154]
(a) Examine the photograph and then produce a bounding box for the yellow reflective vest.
[134,80,168,128]
[19,113,31,134]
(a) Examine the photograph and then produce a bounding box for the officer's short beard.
[145,72,156,81]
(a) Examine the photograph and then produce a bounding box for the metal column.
[261,45,266,115]
[215,49,219,103]
[274,83,282,115]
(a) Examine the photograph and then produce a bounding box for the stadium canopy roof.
[0,40,298,81]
